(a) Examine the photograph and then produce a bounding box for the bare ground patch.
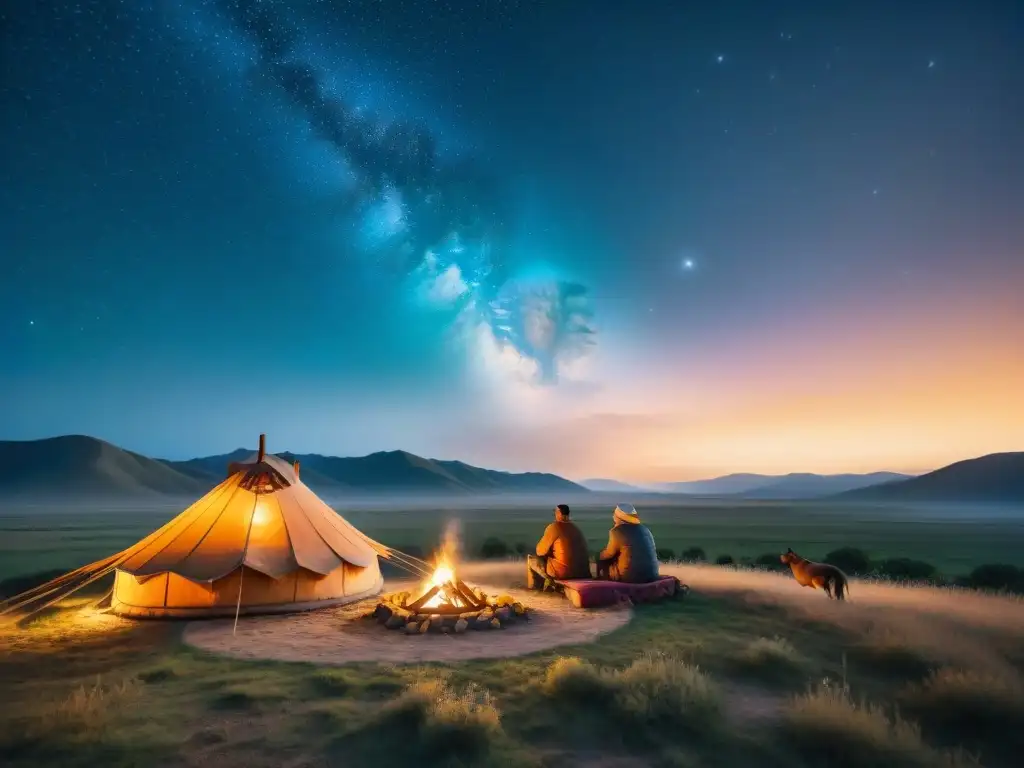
[184,579,631,666]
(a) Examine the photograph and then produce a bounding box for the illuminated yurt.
[111,436,383,617]
[3,435,385,621]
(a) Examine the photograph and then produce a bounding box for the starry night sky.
[2,0,1022,481]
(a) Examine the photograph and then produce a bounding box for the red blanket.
[556,576,682,609]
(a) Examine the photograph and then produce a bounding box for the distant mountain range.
[0,436,587,499]
[2,436,1020,505]
[835,452,1024,504]
[584,472,912,498]
[586,454,1024,504]
[579,478,647,493]
[671,471,913,499]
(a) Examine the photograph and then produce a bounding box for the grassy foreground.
[2,563,1023,768]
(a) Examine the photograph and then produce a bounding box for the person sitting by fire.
[595,503,660,583]
[527,503,592,591]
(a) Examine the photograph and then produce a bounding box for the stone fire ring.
[182,583,633,665]
[371,582,528,635]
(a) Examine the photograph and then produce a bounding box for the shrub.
[874,558,938,582]
[310,668,354,696]
[965,563,1024,593]
[542,656,612,703]
[542,654,722,734]
[615,653,722,728]
[715,554,735,566]
[513,542,527,555]
[376,678,503,761]
[754,553,787,571]
[735,636,807,680]
[680,547,706,562]
[32,676,141,738]
[899,668,1024,754]
[655,547,676,562]
[824,547,871,575]
[479,537,510,559]
[782,682,976,768]
[848,627,936,680]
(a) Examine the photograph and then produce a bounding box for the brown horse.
[780,548,849,600]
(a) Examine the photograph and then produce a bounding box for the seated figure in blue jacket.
[595,504,659,584]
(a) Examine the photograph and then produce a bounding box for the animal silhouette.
[780,548,849,600]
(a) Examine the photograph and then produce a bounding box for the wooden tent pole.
[233,494,260,636]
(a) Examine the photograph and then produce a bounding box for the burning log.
[368,530,531,634]
[406,584,442,613]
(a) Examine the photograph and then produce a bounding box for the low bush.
[715,554,735,566]
[965,563,1024,593]
[373,678,503,762]
[480,537,510,559]
[734,636,808,684]
[781,682,976,768]
[679,547,706,562]
[899,667,1024,755]
[310,668,354,696]
[655,547,676,562]
[847,627,936,681]
[754,553,787,571]
[824,547,871,575]
[873,558,938,582]
[542,654,723,735]
[513,542,527,555]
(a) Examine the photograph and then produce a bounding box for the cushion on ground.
[555,576,681,609]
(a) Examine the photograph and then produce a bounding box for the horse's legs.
[823,581,833,599]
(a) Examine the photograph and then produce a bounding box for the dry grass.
[35,675,141,737]
[732,635,809,685]
[542,654,723,734]
[847,625,938,680]
[782,682,978,768]
[899,668,1024,755]
[0,674,148,766]
[368,677,504,763]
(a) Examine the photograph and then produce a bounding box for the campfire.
[370,528,530,635]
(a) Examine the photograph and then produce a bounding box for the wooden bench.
[554,576,685,609]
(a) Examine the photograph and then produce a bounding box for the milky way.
[217,0,596,385]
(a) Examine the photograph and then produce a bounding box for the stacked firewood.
[367,587,530,635]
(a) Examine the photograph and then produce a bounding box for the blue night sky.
[2,1,1022,481]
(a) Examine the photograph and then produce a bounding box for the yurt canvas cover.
[108,440,383,618]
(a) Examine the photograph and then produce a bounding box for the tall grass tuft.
[782,680,977,768]
[373,677,503,762]
[899,667,1024,753]
[735,636,806,674]
[542,653,723,735]
[31,675,141,740]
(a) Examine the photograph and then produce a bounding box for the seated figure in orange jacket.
[526,504,592,590]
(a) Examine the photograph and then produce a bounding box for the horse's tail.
[833,571,849,601]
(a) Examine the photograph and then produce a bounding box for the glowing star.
[682,258,695,270]
[716,55,725,63]
[928,60,936,69]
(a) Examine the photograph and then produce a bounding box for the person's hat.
[613,503,641,524]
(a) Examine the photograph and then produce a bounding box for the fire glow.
[370,522,531,634]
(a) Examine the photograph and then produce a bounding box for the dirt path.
[183,573,631,665]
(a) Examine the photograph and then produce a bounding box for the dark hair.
[556,504,571,517]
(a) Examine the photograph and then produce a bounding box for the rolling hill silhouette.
[0,435,207,498]
[835,452,1024,503]
[0,436,587,498]
[580,478,647,492]
[653,472,910,498]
